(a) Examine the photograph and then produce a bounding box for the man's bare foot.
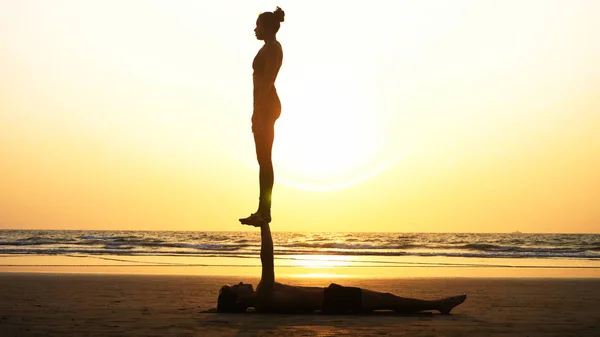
[437,294,467,315]
[239,213,267,227]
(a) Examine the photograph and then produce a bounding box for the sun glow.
[269,63,396,191]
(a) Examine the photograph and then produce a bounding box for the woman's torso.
[253,41,282,114]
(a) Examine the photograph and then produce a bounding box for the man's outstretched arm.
[259,224,275,287]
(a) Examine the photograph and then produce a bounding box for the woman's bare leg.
[254,123,275,219]
[240,122,275,226]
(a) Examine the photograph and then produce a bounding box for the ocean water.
[1,230,599,262]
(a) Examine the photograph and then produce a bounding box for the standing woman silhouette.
[240,7,285,227]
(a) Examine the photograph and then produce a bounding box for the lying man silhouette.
[217,223,466,314]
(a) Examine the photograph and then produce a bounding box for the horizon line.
[0,228,598,235]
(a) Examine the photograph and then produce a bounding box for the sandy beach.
[1,273,599,336]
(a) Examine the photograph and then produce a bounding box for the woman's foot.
[239,212,268,227]
[262,211,271,223]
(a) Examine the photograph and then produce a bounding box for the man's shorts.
[322,283,363,313]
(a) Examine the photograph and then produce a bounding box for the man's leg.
[361,289,466,314]
[259,223,275,287]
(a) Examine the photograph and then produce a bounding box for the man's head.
[217,282,255,312]
[255,6,285,40]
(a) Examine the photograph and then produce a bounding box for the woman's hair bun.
[273,6,285,23]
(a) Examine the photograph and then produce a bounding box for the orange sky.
[1,1,599,233]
